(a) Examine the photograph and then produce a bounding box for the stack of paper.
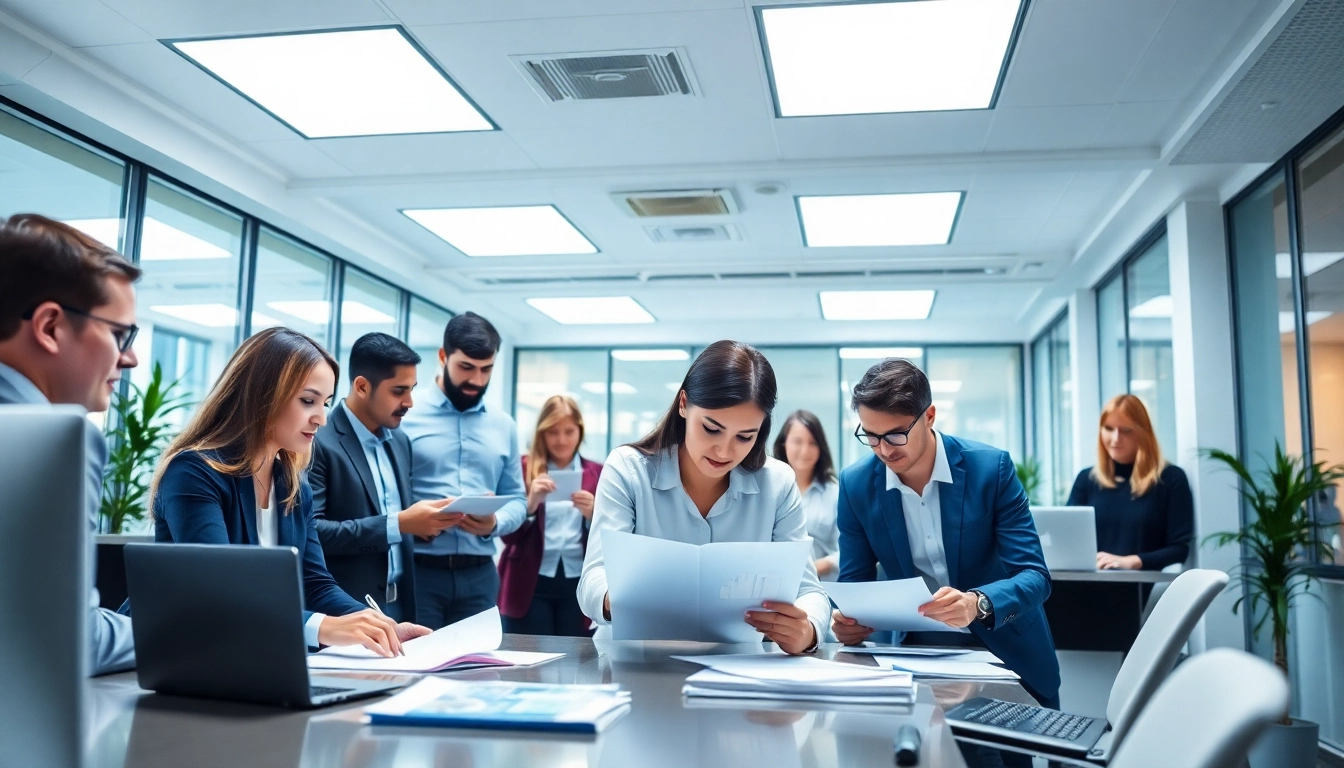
[308,607,563,673]
[884,657,1019,680]
[365,677,631,734]
[841,647,1005,665]
[675,653,916,705]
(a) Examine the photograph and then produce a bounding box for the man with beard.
[310,333,453,622]
[400,312,527,628]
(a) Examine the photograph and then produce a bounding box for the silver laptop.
[0,407,90,767]
[1031,506,1098,572]
[125,543,403,708]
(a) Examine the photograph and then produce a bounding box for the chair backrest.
[1108,649,1287,768]
[1105,569,1230,748]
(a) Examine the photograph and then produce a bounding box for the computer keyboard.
[310,685,354,698]
[960,700,1095,741]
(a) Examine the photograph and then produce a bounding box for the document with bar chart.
[603,531,809,642]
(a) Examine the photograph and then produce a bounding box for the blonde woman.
[498,395,603,636]
[1067,394,1193,571]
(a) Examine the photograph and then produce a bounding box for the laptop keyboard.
[310,685,354,698]
[961,700,1096,741]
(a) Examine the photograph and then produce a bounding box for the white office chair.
[1107,648,1288,768]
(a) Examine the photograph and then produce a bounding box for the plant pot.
[1247,718,1319,768]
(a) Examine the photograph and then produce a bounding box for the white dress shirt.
[539,455,586,579]
[800,480,841,582]
[256,479,327,645]
[579,445,831,644]
[885,431,955,593]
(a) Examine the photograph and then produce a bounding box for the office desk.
[1045,570,1178,652]
[88,635,1037,768]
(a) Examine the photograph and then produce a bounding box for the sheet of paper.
[603,531,809,643]
[826,578,969,633]
[885,657,1019,680]
[308,607,503,673]
[674,653,902,682]
[443,496,522,514]
[544,470,583,504]
[841,647,1003,664]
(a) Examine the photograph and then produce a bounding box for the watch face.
[977,593,991,615]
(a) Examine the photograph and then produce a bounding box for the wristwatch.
[969,589,994,625]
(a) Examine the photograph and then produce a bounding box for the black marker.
[894,724,921,766]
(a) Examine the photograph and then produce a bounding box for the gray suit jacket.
[0,362,136,675]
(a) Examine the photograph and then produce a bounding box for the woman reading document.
[577,341,830,654]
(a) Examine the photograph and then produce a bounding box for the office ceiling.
[0,0,1304,344]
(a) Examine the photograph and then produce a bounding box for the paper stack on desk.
[884,657,1020,681]
[675,653,915,705]
[365,677,631,733]
[307,607,563,673]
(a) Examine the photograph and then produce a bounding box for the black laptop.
[124,543,403,708]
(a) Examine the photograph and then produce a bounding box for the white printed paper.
[602,531,809,643]
[544,470,584,504]
[826,578,969,633]
[443,496,521,515]
[308,607,503,673]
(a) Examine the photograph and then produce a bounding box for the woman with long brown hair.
[150,327,429,656]
[1066,394,1194,570]
[772,410,840,581]
[497,395,603,636]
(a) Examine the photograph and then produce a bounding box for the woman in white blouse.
[772,410,840,582]
[578,341,830,654]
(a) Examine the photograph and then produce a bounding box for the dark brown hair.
[850,358,932,417]
[629,340,777,472]
[0,213,141,340]
[152,328,339,515]
[772,409,836,485]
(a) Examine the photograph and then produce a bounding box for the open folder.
[602,531,810,643]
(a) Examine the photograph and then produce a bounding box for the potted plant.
[1015,455,1043,505]
[1204,443,1344,768]
[96,364,188,607]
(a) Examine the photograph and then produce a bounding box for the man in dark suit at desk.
[831,358,1061,713]
[309,333,457,623]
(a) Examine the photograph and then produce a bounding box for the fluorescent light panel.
[839,347,924,360]
[799,193,962,247]
[65,218,232,260]
[760,0,1023,117]
[526,297,655,325]
[1275,252,1344,279]
[611,349,690,362]
[404,206,597,257]
[929,380,963,394]
[169,27,492,138]
[266,301,395,325]
[820,290,935,321]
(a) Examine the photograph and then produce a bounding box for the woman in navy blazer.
[151,327,428,657]
[499,395,602,636]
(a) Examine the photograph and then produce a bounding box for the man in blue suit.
[832,358,1060,709]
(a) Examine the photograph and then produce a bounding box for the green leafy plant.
[1015,455,1043,505]
[1203,443,1344,718]
[100,364,190,534]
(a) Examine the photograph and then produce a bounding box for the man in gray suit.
[0,213,140,675]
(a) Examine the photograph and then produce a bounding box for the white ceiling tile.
[0,0,151,47]
[772,111,993,159]
[970,171,1076,192]
[246,138,354,179]
[984,104,1113,152]
[951,216,1049,247]
[960,188,1067,221]
[509,122,777,168]
[312,133,539,175]
[1117,0,1275,103]
[383,0,745,26]
[1092,101,1190,148]
[996,0,1173,107]
[97,0,392,38]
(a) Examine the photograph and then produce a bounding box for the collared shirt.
[400,383,526,555]
[800,480,841,581]
[340,401,404,597]
[539,455,586,579]
[886,431,955,593]
[579,445,832,643]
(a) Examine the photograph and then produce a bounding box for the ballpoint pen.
[364,594,404,656]
[894,724,921,766]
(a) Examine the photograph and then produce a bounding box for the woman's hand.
[572,490,595,520]
[831,609,875,646]
[745,601,818,655]
[396,622,432,642]
[527,474,556,515]
[1097,552,1143,570]
[318,609,404,657]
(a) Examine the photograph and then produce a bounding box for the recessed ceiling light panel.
[820,290,936,321]
[799,192,962,247]
[168,27,494,138]
[404,206,597,257]
[759,0,1026,117]
[526,297,655,325]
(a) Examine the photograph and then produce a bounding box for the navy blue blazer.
[837,434,1061,707]
[153,449,366,627]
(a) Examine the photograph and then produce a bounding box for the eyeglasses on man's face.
[853,412,926,448]
[57,305,139,353]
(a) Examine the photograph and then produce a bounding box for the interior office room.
[1,0,1343,766]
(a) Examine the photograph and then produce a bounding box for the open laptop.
[1030,506,1098,572]
[125,543,403,708]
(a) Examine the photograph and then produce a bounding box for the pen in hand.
[364,594,404,656]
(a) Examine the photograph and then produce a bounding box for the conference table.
[88,635,1040,768]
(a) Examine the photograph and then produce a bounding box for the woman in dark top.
[1067,394,1193,571]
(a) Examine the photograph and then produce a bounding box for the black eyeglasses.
[40,304,139,353]
[854,412,926,448]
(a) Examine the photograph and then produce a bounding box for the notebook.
[364,678,632,734]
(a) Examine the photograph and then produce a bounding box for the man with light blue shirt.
[0,214,141,675]
[400,312,527,629]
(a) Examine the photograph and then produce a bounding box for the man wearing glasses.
[0,213,140,675]
[831,358,1059,715]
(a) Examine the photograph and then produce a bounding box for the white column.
[1167,199,1243,652]
[1069,289,1101,476]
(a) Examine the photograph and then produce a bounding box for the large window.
[336,269,402,399]
[513,350,611,462]
[251,228,334,346]
[609,350,693,451]
[1032,312,1073,504]
[1094,228,1177,458]
[765,348,842,469]
[407,297,454,406]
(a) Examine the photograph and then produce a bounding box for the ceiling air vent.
[614,189,738,218]
[645,224,740,243]
[512,48,696,102]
